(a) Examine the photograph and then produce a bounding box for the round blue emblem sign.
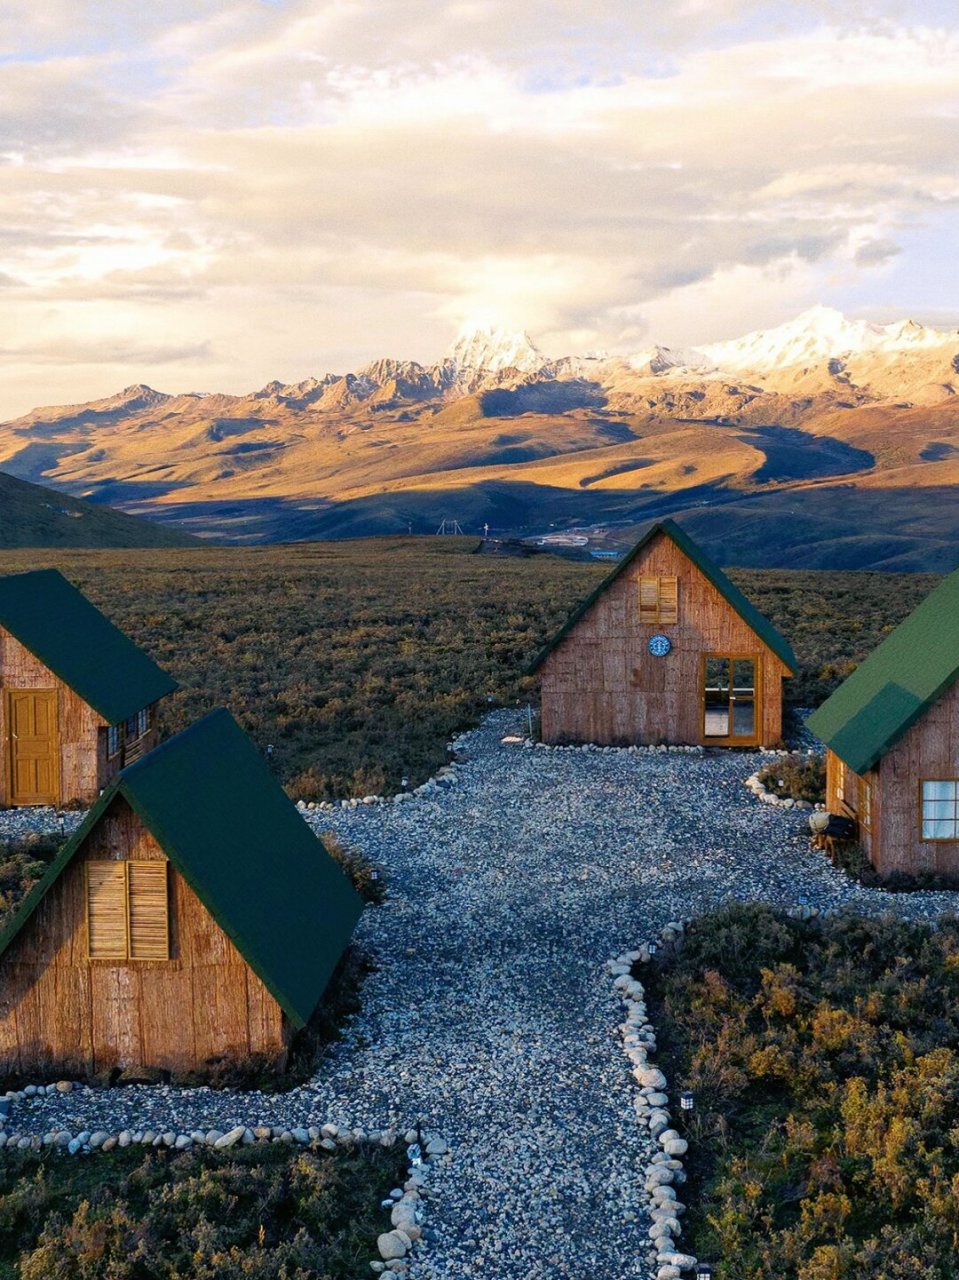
[648,634,672,657]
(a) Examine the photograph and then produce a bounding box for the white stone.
[377,1232,409,1261]
[214,1126,245,1148]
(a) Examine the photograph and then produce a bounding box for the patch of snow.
[697,305,957,372]
[443,324,547,374]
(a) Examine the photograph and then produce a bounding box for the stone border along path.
[2,708,956,1280]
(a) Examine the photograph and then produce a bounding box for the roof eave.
[116,783,315,1029]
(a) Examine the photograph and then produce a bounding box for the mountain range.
[1,305,957,569]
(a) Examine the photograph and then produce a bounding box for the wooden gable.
[0,795,287,1075]
[538,527,789,746]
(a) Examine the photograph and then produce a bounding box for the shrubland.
[0,1142,407,1280]
[646,904,959,1280]
[0,540,938,800]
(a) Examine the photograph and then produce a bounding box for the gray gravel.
[3,708,954,1279]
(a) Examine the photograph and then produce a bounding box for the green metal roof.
[0,568,176,724]
[0,709,363,1029]
[806,565,959,775]
[528,518,797,674]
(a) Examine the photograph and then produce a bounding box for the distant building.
[808,566,959,878]
[530,519,796,747]
[0,709,363,1076]
[0,569,176,807]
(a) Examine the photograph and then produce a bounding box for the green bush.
[644,904,959,1279]
[0,1142,407,1280]
[757,754,825,805]
[0,832,63,933]
[320,832,386,905]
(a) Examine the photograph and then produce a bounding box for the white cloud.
[0,1,957,414]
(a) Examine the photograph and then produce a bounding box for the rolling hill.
[0,470,200,549]
[0,308,956,569]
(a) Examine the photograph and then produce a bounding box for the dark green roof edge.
[527,518,797,674]
[117,777,310,1029]
[806,566,959,774]
[0,568,177,723]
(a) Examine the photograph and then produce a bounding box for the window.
[859,778,872,831]
[125,714,138,740]
[639,576,679,625]
[86,860,169,960]
[107,725,120,757]
[921,781,959,841]
[834,758,846,805]
[136,707,150,738]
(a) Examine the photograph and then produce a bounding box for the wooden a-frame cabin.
[0,709,363,1075]
[0,569,176,807]
[808,565,959,878]
[530,519,796,748]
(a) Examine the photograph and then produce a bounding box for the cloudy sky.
[1,0,958,416]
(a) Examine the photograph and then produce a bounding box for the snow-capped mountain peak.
[696,306,955,372]
[628,344,710,375]
[444,324,546,374]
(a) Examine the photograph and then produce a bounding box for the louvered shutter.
[639,577,660,623]
[658,576,678,624]
[86,862,128,959]
[128,862,169,960]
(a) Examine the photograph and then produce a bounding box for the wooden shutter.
[658,576,678,624]
[128,862,169,960]
[87,862,128,959]
[639,577,660,623]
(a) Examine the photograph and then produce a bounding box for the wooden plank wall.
[872,678,959,877]
[0,626,104,806]
[540,532,788,746]
[0,795,287,1075]
[824,748,877,863]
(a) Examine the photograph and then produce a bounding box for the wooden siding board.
[870,677,959,877]
[541,530,787,746]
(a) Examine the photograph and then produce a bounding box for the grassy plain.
[0,539,939,798]
[647,904,959,1279]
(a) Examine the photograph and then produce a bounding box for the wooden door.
[702,656,761,746]
[5,689,59,805]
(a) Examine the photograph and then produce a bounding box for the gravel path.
[4,709,955,1279]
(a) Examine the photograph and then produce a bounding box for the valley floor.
[5,710,955,1279]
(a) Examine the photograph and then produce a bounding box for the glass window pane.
[704,659,730,737]
[923,819,958,840]
[923,781,958,802]
[731,659,755,737]
[924,801,957,820]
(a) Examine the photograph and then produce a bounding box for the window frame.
[834,757,846,806]
[859,776,872,831]
[106,724,121,758]
[85,859,170,961]
[919,778,959,843]
[136,707,150,739]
